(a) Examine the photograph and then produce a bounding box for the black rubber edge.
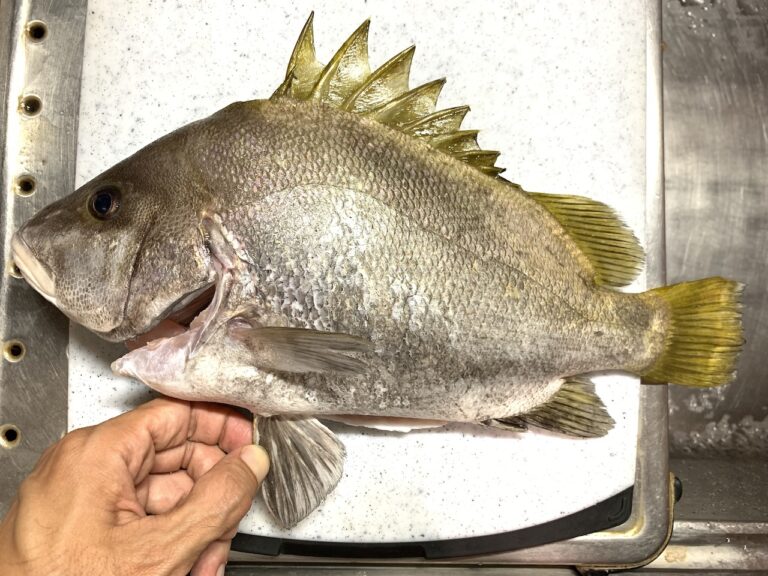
[231,485,634,559]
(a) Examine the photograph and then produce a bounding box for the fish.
[11,14,744,528]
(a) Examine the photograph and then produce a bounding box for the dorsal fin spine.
[369,78,446,127]
[402,106,470,137]
[284,13,324,99]
[343,45,416,113]
[310,19,371,104]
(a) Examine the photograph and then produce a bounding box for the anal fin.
[258,415,345,528]
[489,377,615,438]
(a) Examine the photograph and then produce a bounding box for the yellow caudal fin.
[642,277,745,387]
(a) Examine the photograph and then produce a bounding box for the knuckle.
[58,427,92,455]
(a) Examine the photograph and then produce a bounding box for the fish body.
[11,16,743,527]
[114,97,659,423]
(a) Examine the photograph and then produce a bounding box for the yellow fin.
[273,15,505,176]
[528,192,645,287]
[344,46,415,114]
[278,12,324,100]
[489,377,615,438]
[642,277,744,387]
[310,19,371,105]
[368,78,445,127]
[402,105,469,138]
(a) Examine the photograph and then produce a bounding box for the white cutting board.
[69,0,645,543]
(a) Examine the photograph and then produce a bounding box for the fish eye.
[88,186,121,220]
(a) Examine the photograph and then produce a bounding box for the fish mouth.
[125,283,215,350]
[114,278,221,387]
[11,232,57,305]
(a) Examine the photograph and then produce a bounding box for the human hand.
[0,397,269,576]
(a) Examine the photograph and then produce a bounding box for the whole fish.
[11,15,743,527]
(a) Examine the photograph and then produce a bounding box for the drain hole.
[15,175,36,196]
[20,95,42,116]
[0,424,21,449]
[3,340,26,362]
[26,20,47,42]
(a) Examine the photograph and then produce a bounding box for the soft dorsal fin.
[528,192,645,288]
[272,13,505,177]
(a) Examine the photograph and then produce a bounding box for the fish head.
[11,132,214,341]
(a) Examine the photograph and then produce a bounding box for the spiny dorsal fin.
[489,377,615,438]
[344,46,414,114]
[310,19,371,105]
[528,192,645,287]
[273,14,505,177]
[402,106,469,138]
[276,12,325,100]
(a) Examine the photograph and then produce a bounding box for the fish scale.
[212,168,645,394]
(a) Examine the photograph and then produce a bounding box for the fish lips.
[11,231,58,306]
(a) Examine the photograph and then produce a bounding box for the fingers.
[151,442,225,477]
[190,539,231,576]
[92,398,253,484]
[187,403,253,452]
[157,445,269,560]
[95,398,194,481]
[139,439,231,513]
[135,470,194,514]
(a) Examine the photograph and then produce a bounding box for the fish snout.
[10,231,57,305]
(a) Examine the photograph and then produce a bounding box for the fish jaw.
[112,328,197,399]
[11,231,58,306]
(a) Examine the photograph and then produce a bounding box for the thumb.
[159,444,270,560]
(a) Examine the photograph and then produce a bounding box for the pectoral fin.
[487,377,615,438]
[229,320,371,374]
[257,415,346,528]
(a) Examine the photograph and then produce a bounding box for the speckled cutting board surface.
[69,1,646,543]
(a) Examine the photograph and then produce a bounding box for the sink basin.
[647,0,768,572]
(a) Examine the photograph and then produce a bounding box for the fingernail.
[216,564,225,576]
[240,444,270,483]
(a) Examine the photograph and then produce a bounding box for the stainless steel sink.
[645,0,768,572]
[0,0,766,573]
[664,0,768,460]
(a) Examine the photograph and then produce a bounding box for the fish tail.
[641,277,744,387]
